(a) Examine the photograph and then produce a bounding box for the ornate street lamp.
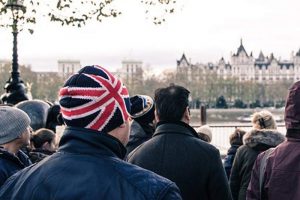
[1,0,30,105]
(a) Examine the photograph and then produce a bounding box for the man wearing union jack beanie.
[0,65,182,200]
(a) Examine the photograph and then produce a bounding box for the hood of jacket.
[243,129,285,148]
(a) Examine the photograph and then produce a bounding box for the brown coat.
[229,129,285,200]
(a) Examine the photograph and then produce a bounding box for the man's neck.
[1,142,21,155]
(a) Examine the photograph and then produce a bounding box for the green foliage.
[234,99,247,108]
[216,95,228,109]
[0,0,179,33]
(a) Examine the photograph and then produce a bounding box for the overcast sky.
[0,0,300,73]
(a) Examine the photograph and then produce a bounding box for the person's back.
[230,110,285,200]
[0,65,181,200]
[128,85,232,200]
[223,128,246,179]
[247,139,300,200]
[229,129,284,200]
[247,81,300,200]
[0,127,180,199]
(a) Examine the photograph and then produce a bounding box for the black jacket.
[229,129,285,200]
[128,121,232,200]
[126,120,154,155]
[0,147,32,187]
[29,148,55,163]
[0,127,182,200]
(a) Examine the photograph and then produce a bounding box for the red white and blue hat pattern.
[59,65,131,133]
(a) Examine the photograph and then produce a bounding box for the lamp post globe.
[1,0,29,105]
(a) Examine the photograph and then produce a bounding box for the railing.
[192,123,286,156]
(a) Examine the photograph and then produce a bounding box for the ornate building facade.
[177,40,300,83]
[118,59,144,90]
[58,60,82,78]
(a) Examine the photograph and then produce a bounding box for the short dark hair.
[229,128,246,145]
[31,128,55,149]
[154,85,190,121]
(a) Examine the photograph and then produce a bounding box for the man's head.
[285,81,300,130]
[59,65,131,145]
[154,85,190,123]
[0,106,31,147]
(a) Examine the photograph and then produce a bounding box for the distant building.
[177,39,300,83]
[120,60,143,89]
[58,60,82,78]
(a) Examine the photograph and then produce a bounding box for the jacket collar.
[59,127,127,160]
[130,121,147,138]
[0,147,28,167]
[154,121,199,138]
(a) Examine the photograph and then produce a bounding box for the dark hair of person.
[31,128,55,149]
[229,128,246,145]
[198,133,210,143]
[46,104,64,132]
[154,85,190,122]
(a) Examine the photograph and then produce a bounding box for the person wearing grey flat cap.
[0,106,32,187]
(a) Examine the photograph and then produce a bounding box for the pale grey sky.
[0,0,300,73]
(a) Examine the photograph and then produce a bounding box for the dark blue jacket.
[0,147,31,187]
[0,127,182,200]
[223,145,240,179]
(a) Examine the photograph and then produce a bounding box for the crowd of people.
[0,65,299,200]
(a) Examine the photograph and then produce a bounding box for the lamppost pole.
[12,18,19,83]
[1,0,29,105]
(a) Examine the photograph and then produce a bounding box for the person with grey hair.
[0,106,32,187]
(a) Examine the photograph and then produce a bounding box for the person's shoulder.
[236,144,250,152]
[112,158,179,198]
[186,136,221,154]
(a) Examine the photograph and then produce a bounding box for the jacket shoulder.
[112,158,181,199]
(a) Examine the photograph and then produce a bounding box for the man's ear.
[183,107,191,122]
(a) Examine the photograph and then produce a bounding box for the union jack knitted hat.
[59,65,131,133]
